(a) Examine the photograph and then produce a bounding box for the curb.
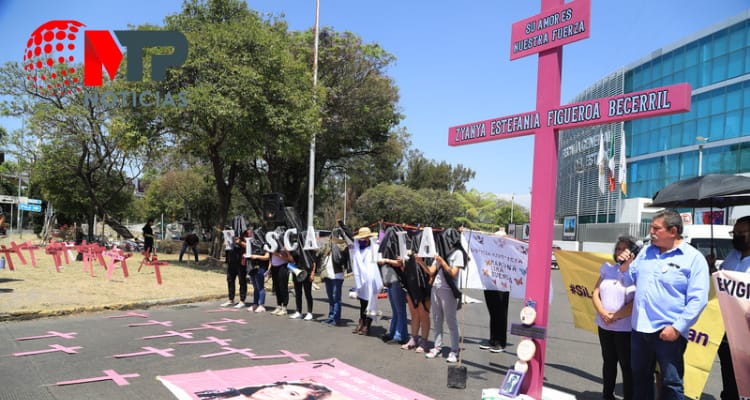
[0,294,225,322]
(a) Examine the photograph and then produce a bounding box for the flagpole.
[306,0,321,229]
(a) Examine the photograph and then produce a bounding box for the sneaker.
[220,301,234,307]
[254,305,266,313]
[446,351,458,363]
[425,348,441,359]
[289,311,302,319]
[479,342,492,350]
[490,345,505,353]
[271,307,282,315]
[303,313,314,321]
[233,302,246,309]
[276,307,287,316]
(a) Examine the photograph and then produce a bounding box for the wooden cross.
[138,255,169,285]
[56,369,140,387]
[448,0,691,396]
[103,245,131,281]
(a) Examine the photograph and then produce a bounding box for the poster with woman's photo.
[563,216,576,241]
[159,358,433,400]
[522,223,530,240]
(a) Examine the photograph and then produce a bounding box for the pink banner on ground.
[158,358,434,400]
[713,270,750,399]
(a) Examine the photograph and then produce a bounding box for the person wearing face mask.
[348,226,382,336]
[710,216,750,400]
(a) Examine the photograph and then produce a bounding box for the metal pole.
[17,171,22,238]
[343,173,347,224]
[576,179,581,222]
[306,0,321,229]
[698,144,703,176]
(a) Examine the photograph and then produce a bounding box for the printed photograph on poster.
[563,216,576,241]
[507,223,516,237]
[499,369,525,397]
[522,223,530,240]
[694,208,725,225]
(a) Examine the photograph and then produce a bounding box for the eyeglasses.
[729,231,749,237]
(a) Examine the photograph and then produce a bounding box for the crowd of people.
[154,207,746,399]
[212,221,509,366]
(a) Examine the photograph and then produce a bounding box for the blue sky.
[1,0,749,210]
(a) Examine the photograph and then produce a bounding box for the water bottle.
[0,256,5,269]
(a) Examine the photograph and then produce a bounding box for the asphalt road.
[0,271,724,400]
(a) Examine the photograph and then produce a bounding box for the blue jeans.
[387,285,408,341]
[251,267,266,306]
[179,243,198,262]
[324,278,343,322]
[631,330,688,400]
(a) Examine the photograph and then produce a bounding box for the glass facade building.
[556,10,750,223]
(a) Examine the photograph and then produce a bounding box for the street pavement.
[0,271,723,400]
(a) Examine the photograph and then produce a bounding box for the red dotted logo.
[23,20,85,97]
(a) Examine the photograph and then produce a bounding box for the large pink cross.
[448,0,690,397]
[127,320,173,327]
[177,336,233,346]
[181,324,228,332]
[141,330,194,340]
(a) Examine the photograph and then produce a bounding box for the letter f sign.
[84,30,187,86]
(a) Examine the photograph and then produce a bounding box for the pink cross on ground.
[16,331,78,341]
[107,311,150,319]
[0,245,17,271]
[177,336,232,346]
[181,324,228,332]
[15,241,39,267]
[203,317,246,325]
[128,320,172,327]
[56,369,140,387]
[200,346,255,359]
[113,346,175,358]
[13,344,82,357]
[138,255,169,284]
[104,246,130,281]
[141,331,194,340]
[248,349,310,362]
[9,241,28,266]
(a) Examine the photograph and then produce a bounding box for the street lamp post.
[696,136,709,176]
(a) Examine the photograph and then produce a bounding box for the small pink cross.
[107,311,149,319]
[200,346,255,359]
[182,324,228,332]
[203,317,246,325]
[56,369,140,386]
[16,331,77,341]
[13,344,82,357]
[128,320,172,327]
[248,349,310,362]
[141,330,194,340]
[177,336,232,346]
[113,346,174,358]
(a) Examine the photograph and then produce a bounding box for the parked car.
[551,246,561,269]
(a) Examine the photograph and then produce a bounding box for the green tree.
[404,150,475,193]
[353,184,465,228]
[153,0,318,233]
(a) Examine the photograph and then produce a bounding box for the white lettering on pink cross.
[446,0,691,397]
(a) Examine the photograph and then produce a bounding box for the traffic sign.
[27,198,42,205]
[0,195,16,204]
[19,203,42,212]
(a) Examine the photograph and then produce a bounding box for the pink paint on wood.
[13,344,82,357]
[16,331,77,341]
[177,336,232,346]
[510,0,591,60]
[107,311,149,319]
[56,369,139,386]
[113,346,174,358]
[127,320,172,327]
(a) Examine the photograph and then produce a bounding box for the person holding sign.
[420,228,466,363]
[710,215,750,400]
[348,226,382,336]
[592,235,637,400]
[618,210,709,400]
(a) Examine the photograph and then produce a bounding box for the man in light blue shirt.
[618,209,709,400]
[711,215,750,400]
